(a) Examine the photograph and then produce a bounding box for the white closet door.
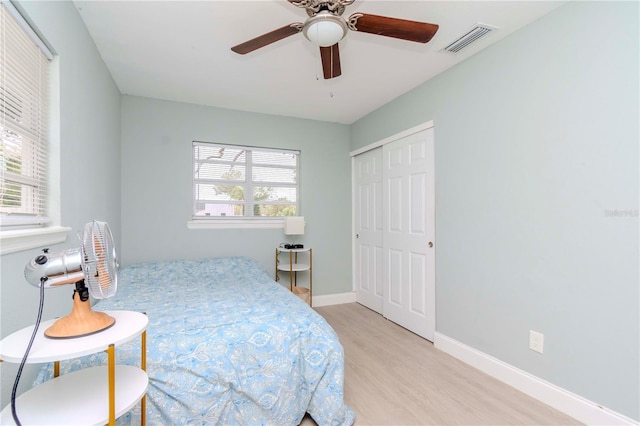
[354,147,384,313]
[382,128,435,340]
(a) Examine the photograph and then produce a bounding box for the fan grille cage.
[82,221,118,299]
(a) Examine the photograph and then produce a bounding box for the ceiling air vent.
[442,23,498,53]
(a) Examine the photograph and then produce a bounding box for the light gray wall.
[350,1,639,421]
[120,96,352,296]
[0,1,121,408]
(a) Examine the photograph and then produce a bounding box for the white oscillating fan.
[24,220,118,339]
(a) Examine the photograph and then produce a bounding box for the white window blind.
[0,2,52,228]
[193,142,300,219]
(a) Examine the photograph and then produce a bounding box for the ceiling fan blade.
[320,44,341,79]
[231,23,303,54]
[348,13,439,44]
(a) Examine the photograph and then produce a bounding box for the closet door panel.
[382,128,435,341]
[354,148,384,313]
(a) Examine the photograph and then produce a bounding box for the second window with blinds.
[192,142,300,220]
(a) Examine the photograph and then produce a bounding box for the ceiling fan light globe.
[303,13,347,47]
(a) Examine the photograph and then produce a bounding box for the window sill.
[0,226,72,255]
[187,219,284,230]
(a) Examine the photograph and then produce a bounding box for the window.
[0,2,52,229]
[192,142,299,220]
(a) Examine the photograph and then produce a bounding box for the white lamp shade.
[303,12,347,47]
[306,21,345,46]
[284,216,305,235]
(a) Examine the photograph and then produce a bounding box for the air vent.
[442,23,498,53]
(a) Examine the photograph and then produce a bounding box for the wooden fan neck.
[44,291,115,339]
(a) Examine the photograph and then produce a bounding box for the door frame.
[350,120,435,336]
[350,121,435,157]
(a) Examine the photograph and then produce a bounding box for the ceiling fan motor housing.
[291,0,355,17]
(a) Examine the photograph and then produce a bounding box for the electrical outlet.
[529,330,544,354]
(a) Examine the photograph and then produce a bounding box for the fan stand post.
[45,282,116,339]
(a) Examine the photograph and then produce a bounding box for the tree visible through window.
[193,142,299,218]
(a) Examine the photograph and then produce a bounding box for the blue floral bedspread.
[34,257,355,426]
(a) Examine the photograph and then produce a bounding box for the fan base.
[45,292,116,339]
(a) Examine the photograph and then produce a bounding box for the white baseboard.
[312,291,356,307]
[434,332,638,426]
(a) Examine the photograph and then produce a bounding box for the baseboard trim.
[434,332,638,425]
[312,292,356,307]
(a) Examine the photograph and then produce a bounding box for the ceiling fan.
[231,0,439,79]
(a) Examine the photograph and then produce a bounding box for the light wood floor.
[306,303,581,426]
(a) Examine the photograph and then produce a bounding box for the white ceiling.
[73,1,565,124]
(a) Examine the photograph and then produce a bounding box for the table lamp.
[284,216,305,248]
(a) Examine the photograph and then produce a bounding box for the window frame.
[0,1,69,254]
[189,141,301,229]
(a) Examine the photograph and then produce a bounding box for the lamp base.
[45,292,115,339]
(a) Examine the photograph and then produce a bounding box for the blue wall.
[350,1,639,420]
[0,0,121,405]
[119,95,352,296]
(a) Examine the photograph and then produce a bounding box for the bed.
[34,256,355,425]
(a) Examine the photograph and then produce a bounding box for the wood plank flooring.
[308,303,581,426]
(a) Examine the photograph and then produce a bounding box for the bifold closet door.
[354,147,384,313]
[382,128,435,341]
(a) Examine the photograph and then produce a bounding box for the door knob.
[428,241,433,248]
